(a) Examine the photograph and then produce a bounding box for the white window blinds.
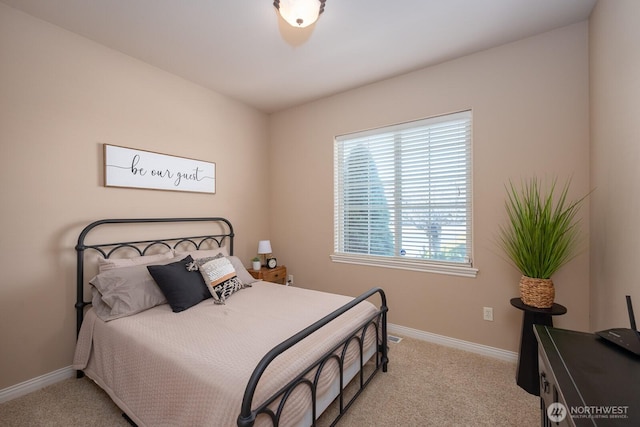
[333,110,474,275]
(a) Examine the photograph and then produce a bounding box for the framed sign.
[104,144,216,194]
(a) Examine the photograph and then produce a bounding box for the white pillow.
[97,251,175,273]
[174,248,229,260]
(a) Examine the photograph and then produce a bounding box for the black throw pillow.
[147,255,211,312]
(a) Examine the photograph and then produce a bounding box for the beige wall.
[269,22,591,352]
[0,4,269,389]
[589,0,640,330]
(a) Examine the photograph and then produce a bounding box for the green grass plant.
[498,177,588,279]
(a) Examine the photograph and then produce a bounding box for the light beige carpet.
[0,337,539,426]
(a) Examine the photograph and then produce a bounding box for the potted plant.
[251,257,261,271]
[498,177,589,308]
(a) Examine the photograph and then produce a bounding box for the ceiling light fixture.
[273,0,326,28]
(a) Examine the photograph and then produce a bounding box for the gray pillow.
[90,258,177,321]
[226,256,258,285]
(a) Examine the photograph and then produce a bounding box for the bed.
[72,217,388,426]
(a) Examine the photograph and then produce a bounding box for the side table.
[510,297,567,396]
[247,265,287,285]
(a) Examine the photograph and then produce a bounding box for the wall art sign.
[104,144,216,194]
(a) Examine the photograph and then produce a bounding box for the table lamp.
[257,240,272,267]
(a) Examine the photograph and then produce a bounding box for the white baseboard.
[0,366,74,404]
[1,326,516,404]
[388,323,518,363]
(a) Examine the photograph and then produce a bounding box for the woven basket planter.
[519,275,554,308]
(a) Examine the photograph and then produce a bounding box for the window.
[332,110,476,277]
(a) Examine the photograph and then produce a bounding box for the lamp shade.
[274,0,325,28]
[257,240,272,254]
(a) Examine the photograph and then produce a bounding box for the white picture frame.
[104,144,216,194]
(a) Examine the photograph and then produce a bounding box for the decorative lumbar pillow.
[199,257,250,304]
[147,255,211,312]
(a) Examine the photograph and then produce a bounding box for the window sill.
[330,253,478,278]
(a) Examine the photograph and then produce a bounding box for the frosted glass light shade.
[275,0,325,28]
[257,240,272,254]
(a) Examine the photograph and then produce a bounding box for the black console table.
[510,297,567,396]
[535,325,640,426]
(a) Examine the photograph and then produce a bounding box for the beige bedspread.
[73,282,379,426]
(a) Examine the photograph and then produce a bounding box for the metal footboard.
[237,287,389,427]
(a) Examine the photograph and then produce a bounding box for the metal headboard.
[75,217,234,337]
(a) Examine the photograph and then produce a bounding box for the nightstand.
[247,265,287,285]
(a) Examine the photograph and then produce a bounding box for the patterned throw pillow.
[199,257,251,304]
[185,253,224,272]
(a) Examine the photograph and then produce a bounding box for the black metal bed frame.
[75,217,388,427]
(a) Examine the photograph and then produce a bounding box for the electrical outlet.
[287,274,293,286]
[483,307,494,321]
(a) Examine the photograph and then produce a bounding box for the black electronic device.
[596,295,640,356]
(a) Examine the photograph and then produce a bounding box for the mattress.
[73,281,379,426]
